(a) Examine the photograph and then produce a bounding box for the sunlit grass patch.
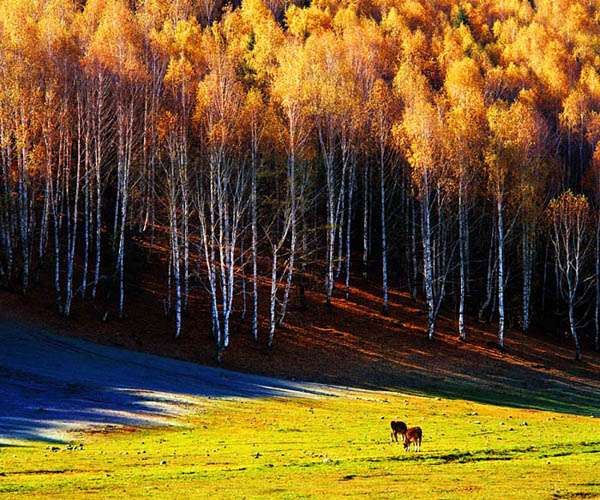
[2,390,600,499]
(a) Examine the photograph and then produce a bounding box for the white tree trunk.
[268,247,278,348]
[345,163,355,299]
[362,163,369,279]
[497,189,505,349]
[251,156,259,342]
[380,152,388,313]
[594,218,600,350]
[421,189,435,339]
[522,225,533,332]
[569,297,582,360]
[458,187,466,340]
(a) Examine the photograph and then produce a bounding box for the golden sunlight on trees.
[548,191,591,361]
[3,0,600,362]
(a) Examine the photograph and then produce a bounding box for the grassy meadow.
[2,389,600,499]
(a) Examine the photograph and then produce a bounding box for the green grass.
[2,389,600,499]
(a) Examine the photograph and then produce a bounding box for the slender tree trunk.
[542,237,549,313]
[171,202,182,339]
[268,246,278,348]
[335,168,345,279]
[18,143,30,295]
[362,162,369,279]
[596,219,600,350]
[497,188,505,349]
[345,163,355,299]
[421,188,435,339]
[279,157,296,326]
[92,120,102,298]
[522,224,533,332]
[569,296,582,360]
[458,186,466,340]
[65,104,83,317]
[410,195,418,298]
[380,151,388,313]
[325,159,335,306]
[251,154,259,342]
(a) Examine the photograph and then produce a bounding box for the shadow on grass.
[1,314,599,445]
[362,361,600,417]
[0,321,336,443]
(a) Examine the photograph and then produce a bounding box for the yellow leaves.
[486,63,532,101]
[271,38,312,131]
[444,57,486,183]
[157,17,203,91]
[485,91,549,210]
[165,54,196,91]
[303,32,348,115]
[26,143,45,178]
[394,60,430,107]
[174,18,202,58]
[332,5,358,34]
[560,87,589,133]
[368,79,398,136]
[38,0,77,58]
[580,65,600,103]
[135,0,180,31]
[485,100,515,174]
[240,0,284,85]
[586,111,600,147]
[547,190,590,226]
[86,0,146,81]
[194,52,244,151]
[394,62,445,192]
[396,0,428,31]
[445,57,484,106]
[0,0,47,84]
[242,87,265,122]
[285,3,331,38]
[194,80,211,123]
[241,0,272,24]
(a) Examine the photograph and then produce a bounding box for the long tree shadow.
[284,285,600,416]
[0,321,337,443]
[362,357,600,416]
[2,314,599,445]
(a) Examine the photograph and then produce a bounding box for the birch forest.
[2,0,600,361]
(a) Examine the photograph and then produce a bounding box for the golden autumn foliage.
[4,0,600,355]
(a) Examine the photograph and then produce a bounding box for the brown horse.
[390,420,408,443]
[403,427,423,452]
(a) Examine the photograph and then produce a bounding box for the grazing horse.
[390,420,408,443]
[403,426,423,452]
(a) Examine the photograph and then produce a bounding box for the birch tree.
[445,57,485,340]
[195,28,247,361]
[548,191,591,361]
[396,62,450,340]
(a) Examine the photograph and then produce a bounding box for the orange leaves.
[86,0,146,81]
[445,57,484,109]
[195,48,244,152]
[285,3,332,38]
[368,78,399,150]
[394,62,446,194]
[548,190,590,230]
[240,0,284,85]
[165,53,196,92]
[560,87,589,133]
[155,110,177,143]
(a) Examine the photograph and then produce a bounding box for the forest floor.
[1,256,600,415]
[2,262,600,498]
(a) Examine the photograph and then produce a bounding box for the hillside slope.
[1,273,599,417]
